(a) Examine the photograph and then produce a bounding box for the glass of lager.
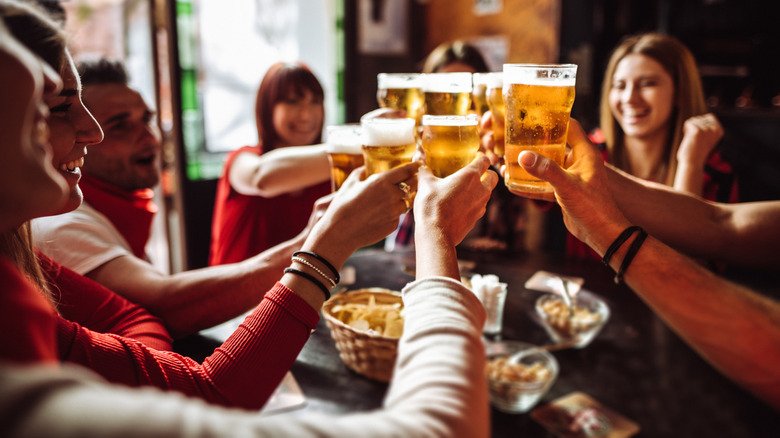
[471,73,490,117]
[485,72,505,157]
[423,72,473,116]
[376,73,425,124]
[325,124,364,191]
[421,114,480,178]
[360,117,417,176]
[503,64,576,194]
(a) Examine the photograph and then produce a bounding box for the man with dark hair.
[33,58,323,338]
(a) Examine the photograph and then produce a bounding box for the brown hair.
[422,40,489,74]
[599,32,708,185]
[254,61,324,153]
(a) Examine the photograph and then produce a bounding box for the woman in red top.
[210,62,333,265]
[1,1,416,411]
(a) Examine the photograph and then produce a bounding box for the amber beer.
[503,64,577,194]
[423,72,473,116]
[326,124,364,191]
[471,73,490,117]
[485,73,505,157]
[376,73,425,124]
[421,115,480,178]
[361,117,417,176]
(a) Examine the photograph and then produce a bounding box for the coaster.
[531,391,640,437]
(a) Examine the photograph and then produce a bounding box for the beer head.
[502,64,577,87]
[422,72,473,93]
[377,73,424,91]
[326,124,363,155]
[376,73,425,121]
[423,72,474,116]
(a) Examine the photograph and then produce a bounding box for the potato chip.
[332,294,405,338]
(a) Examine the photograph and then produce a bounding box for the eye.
[611,80,625,90]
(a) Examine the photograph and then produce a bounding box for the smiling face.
[608,53,675,143]
[0,25,67,230]
[271,88,324,148]
[80,82,161,192]
[44,53,105,215]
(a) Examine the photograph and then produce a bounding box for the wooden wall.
[424,0,562,66]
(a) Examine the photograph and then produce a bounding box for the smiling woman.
[209,61,332,266]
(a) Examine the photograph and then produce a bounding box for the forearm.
[606,234,780,409]
[241,146,330,197]
[414,223,460,281]
[672,161,705,196]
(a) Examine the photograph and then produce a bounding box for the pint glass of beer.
[360,117,417,176]
[376,73,425,124]
[325,124,364,191]
[485,72,505,157]
[421,114,480,178]
[423,72,473,116]
[503,64,576,194]
[471,73,490,117]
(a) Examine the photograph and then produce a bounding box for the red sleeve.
[0,257,59,364]
[38,251,173,351]
[702,151,739,203]
[56,282,318,410]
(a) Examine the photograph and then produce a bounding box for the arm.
[607,164,780,269]
[518,120,780,409]
[228,146,330,198]
[673,113,724,196]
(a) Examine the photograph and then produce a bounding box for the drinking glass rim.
[421,114,480,126]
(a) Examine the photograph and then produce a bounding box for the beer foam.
[362,118,416,146]
[503,64,577,87]
[485,72,503,90]
[326,125,363,154]
[422,114,479,126]
[423,72,473,92]
[378,73,423,89]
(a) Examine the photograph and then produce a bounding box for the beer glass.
[503,64,576,194]
[325,124,364,191]
[360,117,417,176]
[421,114,480,178]
[471,73,490,117]
[376,73,425,124]
[485,72,505,157]
[423,72,473,116]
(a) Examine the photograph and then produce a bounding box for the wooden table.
[189,247,779,436]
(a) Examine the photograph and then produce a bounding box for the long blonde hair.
[0,223,53,298]
[599,33,708,185]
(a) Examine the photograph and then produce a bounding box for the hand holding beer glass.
[361,117,418,211]
[421,114,480,178]
[503,64,576,194]
[423,72,473,116]
[326,124,364,191]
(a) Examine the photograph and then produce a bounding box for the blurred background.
[56,0,780,271]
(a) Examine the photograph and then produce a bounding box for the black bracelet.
[293,251,340,283]
[284,267,332,301]
[614,228,648,284]
[602,226,641,266]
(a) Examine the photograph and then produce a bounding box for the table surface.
[194,247,779,437]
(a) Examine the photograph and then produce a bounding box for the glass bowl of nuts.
[535,290,609,349]
[484,341,559,414]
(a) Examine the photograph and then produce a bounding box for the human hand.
[478,110,501,166]
[304,162,421,267]
[414,154,498,247]
[518,120,632,255]
[677,113,723,166]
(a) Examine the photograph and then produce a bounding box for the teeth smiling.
[59,157,85,172]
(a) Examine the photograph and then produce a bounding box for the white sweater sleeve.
[0,277,489,438]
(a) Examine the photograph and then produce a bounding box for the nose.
[621,83,641,104]
[77,104,104,147]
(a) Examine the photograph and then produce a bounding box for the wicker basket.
[321,288,403,383]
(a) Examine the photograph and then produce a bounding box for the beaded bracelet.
[293,250,340,283]
[613,228,648,284]
[292,256,337,288]
[602,226,641,267]
[284,267,332,301]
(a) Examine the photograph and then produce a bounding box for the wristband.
[613,228,648,284]
[293,251,340,283]
[292,256,337,288]
[602,226,641,266]
[284,267,332,301]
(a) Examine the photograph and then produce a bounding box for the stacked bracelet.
[293,251,340,283]
[292,256,337,288]
[602,225,648,284]
[284,267,332,301]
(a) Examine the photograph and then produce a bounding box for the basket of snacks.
[321,288,404,382]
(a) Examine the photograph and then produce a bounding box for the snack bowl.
[535,290,609,349]
[322,288,403,382]
[485,340,559,414]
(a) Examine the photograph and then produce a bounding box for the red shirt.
[209,145,330,266]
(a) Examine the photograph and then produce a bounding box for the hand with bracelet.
[515,119,780,410]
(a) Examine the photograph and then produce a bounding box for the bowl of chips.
[322,288,404,382]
